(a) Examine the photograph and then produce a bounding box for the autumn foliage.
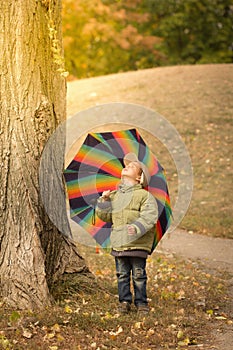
[62,0,163,78]
[62,0,233,79]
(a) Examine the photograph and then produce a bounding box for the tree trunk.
[0,0,87,309]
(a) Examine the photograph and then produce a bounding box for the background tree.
[62,0,163,78]
[62,0,233,78]
[149,0,233,64]
[0,0,87,310]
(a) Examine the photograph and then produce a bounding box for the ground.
[158,228,233,349]
[1,239,232,349]
[0,64,232,349]
[66,64,233,348]
[67,63,233,239]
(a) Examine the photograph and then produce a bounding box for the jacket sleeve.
[132,191,158,236]
[95,196,113,223]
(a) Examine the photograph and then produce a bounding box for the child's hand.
[127,225,136,235]
[102,190,111,200]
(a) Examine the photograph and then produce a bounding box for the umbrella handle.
[90,198,98,225]
[92,207,96,225]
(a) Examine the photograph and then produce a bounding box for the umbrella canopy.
[64,128,172,252]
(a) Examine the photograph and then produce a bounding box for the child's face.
[121,161,142,182]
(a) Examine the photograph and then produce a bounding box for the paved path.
[157,229,233,273]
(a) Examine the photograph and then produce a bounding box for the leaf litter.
[0,246,232,350]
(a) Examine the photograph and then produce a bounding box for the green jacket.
[96,183,158,253]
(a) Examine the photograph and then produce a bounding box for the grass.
[0,247,232,350]
[67,64,233,239]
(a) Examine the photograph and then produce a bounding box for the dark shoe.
[118,301,131,314]
[137,304,150,315]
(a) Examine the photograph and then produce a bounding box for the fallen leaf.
[57,334,65,342]
[147,328,155,336]
[63,319,70,324]
[109,325,123,339]
[64,299,71,303]
[215,316,227,320]
[0,337,10,348]
[178,337,190,346]
[131,326,138,336]
[177,290,185,300]
[125,336,132,344]
[134,322,142,329]
[47,332,55,339]
[22,329,33,339]
[51,324,61,333]
[64,305,73,313]
[206,309,214,316]
[177,330,184,339]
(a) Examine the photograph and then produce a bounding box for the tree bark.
[0,0,87,309]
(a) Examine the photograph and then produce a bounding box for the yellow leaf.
[206,309,214,316]
[65,305,73,313]
[51,324,61,333]
[134,321,142,329]
[0,337,10,347]
[57,334,65,342]
[104,312,113,319]
[177,330,184,339]
[47,332,55,339]
[178,337,190,346]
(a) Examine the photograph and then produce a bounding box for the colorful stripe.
[112,130,140,155]
[149,187,171,206]
[64,128,172,251]
[66,174,120,199]
[75,210,107,236]
[142,147,159,174]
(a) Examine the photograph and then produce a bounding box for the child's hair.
[137,167,143,177]
[134,162,143,182]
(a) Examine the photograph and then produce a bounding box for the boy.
[96,153,158,315]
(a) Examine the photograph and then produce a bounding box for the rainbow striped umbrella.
[64,128,172,252]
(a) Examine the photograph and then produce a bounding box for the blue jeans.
[115,256,148,306]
